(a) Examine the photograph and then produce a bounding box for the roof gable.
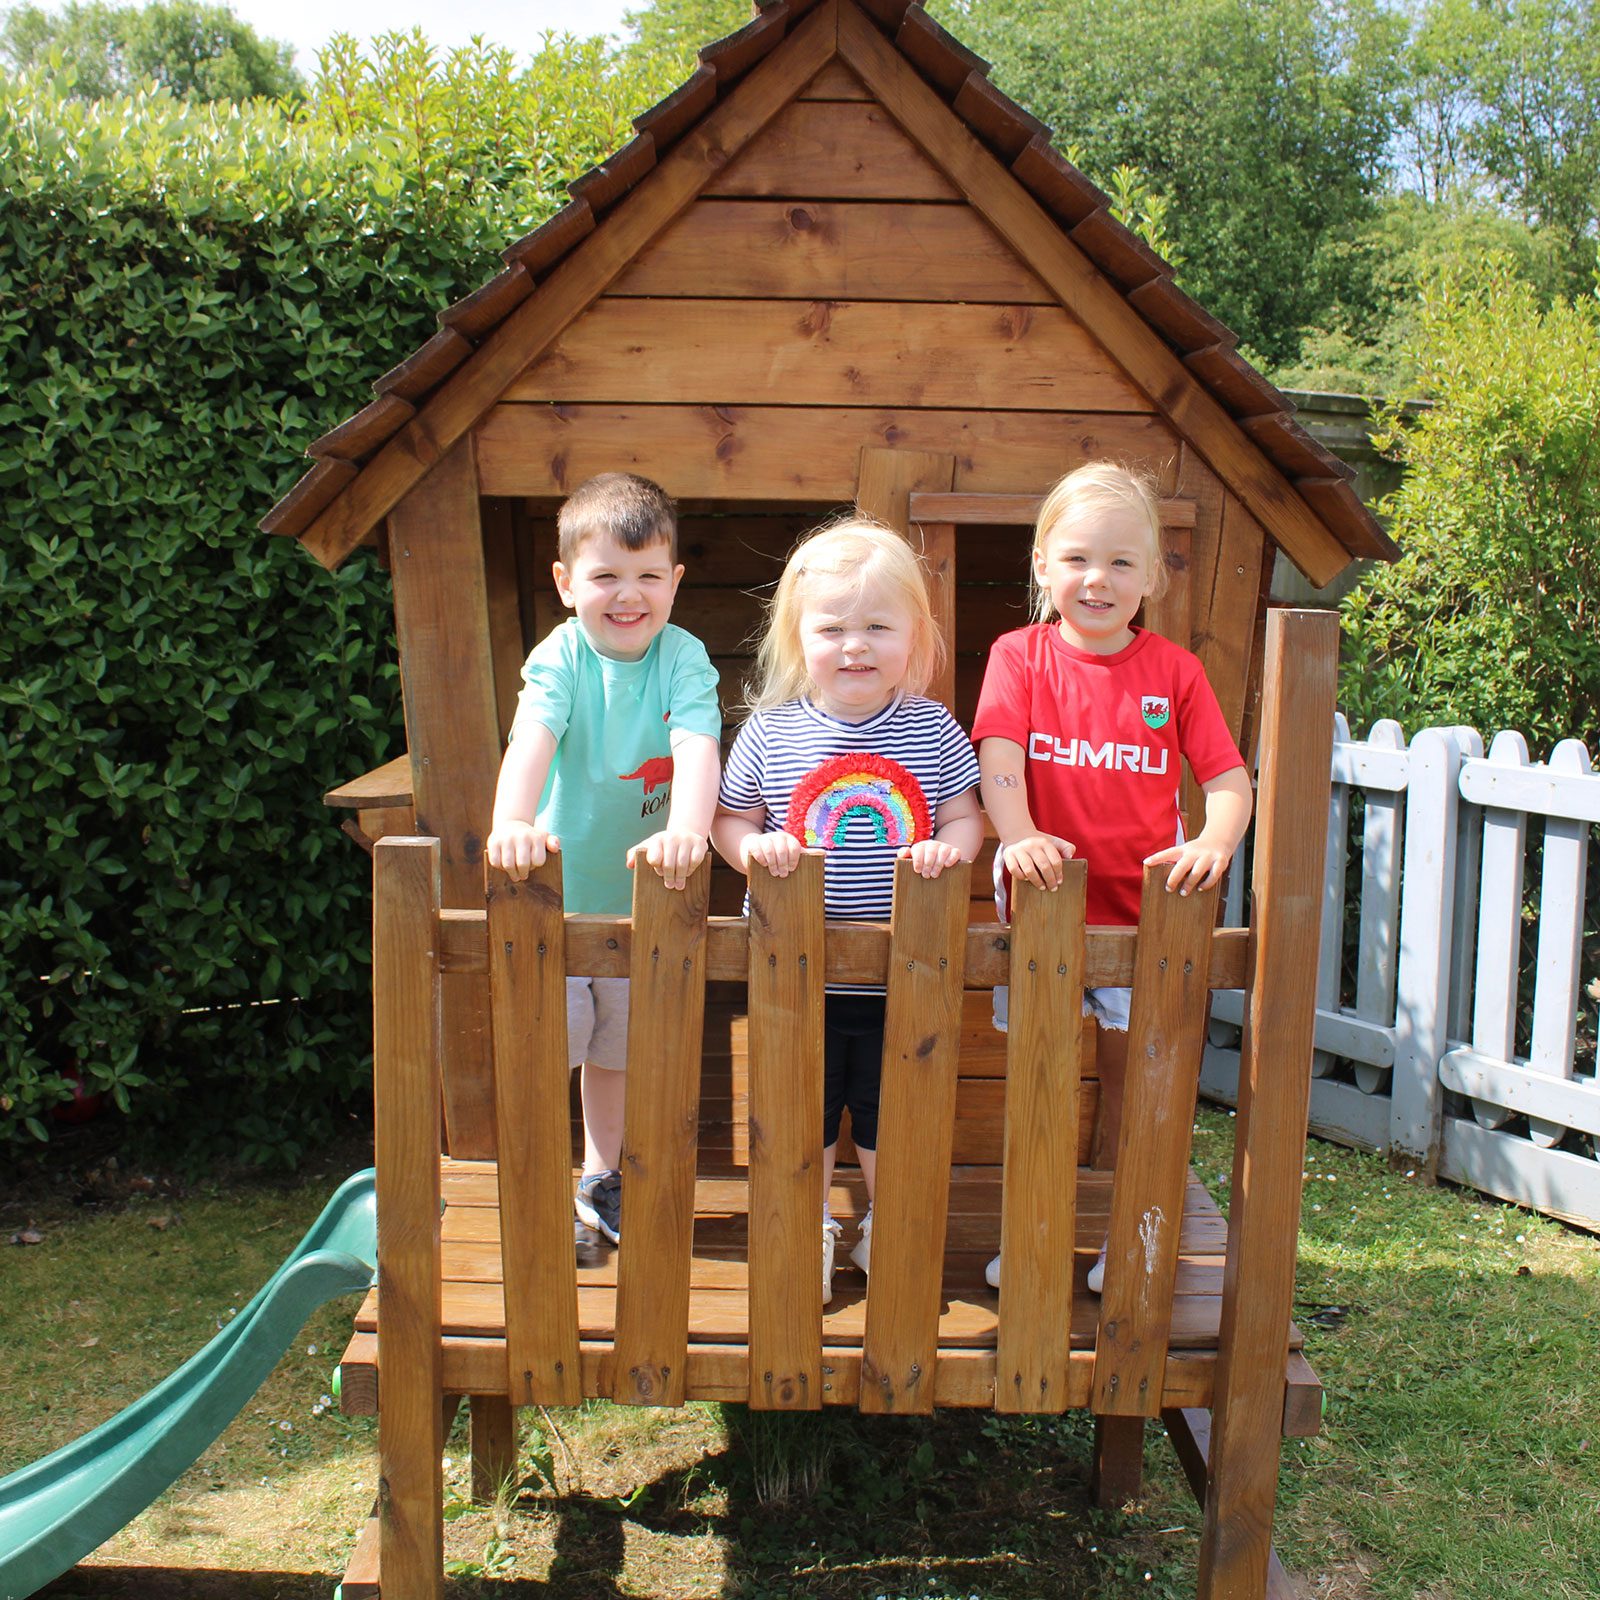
[263,0,1393,582]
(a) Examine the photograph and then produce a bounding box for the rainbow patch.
[785,753,932,851]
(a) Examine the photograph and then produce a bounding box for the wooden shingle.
[439,264,534,342]
[310,394,417,462]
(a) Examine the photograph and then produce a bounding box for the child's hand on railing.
[999,833,1075,890]
[1145,837,1232,896]
[901,838,965,878]
[740,830,803,878]
[627,829,708,891]
[486,821,559,882]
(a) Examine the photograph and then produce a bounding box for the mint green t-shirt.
[509,620,721,915]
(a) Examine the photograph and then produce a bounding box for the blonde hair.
[1031,462,1168,622]
[746,519,945,712]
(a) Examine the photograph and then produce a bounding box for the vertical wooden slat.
[746,855,827,1410]
[1198,610,1337,1600]
[1352,720,1406,1094]
[612,859,712,1406]
[859,860,971,1416]
[469,1396,518,1504]
[994,866,1086,1415]
[388,435,502,1160]
[1198,495,1268,745]
[1526,739,1592,1146]
[1390,727,1466,1168]
[1092,867,1216,1418]
[1144,523,1193,649]
[1469,731,1529,1131]
[857,446,958,708]
[855,445,957,534]
[481,494,526,743]
[373,838,444,1600]
[1092,1415,1148,1509]
[488,855,582,1406]
[1144,522,1199,834]
[1445,728,1486,1046]
[1313,715,1350,1080]
[919,519,957,708]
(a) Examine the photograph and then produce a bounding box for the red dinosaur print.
[620,754,674,793]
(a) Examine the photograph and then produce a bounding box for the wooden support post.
[994,867,1086,1415]
[860,860,970,1416]
[1198,610,1337,1600]
[1093,867,1217,1418]
[373,838,445,1600]
[612,859,712,1406]
[388,435,503,1161]
[339,1498,382,1600]
[746,856,827,1410]
[488,855,583,1406]
[1166,1408,1305,1600]
[1092,1415,1146,1510]
[469,1395,518,1504]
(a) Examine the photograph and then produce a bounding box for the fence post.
[1389,728,1464,1171]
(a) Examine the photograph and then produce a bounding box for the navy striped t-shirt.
[719,694,981,921]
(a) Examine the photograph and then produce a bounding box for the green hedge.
[0,53,670,1161]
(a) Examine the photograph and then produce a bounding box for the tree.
[623,0,751,67]
[1340,256,1600,749]
[931,0,1406,367]
[1394,0,1600,291]
[0,0,301,101]
[1276,192,1570,395]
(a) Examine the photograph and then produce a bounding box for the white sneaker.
[823,1215,842,1305]
[1086,1242,1108,1294]
[989,1251,1101,1291]
[849,1207,873,1274]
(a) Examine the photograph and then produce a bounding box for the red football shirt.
[972,624,1244,926]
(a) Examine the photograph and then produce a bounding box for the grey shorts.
[991,984,1132,1035]
[567,976,630,1072]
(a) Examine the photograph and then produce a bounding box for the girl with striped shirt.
[712,521,982,1304]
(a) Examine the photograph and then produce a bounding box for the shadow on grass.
[39,1568,333,1599]
[453,1407,1187,1600]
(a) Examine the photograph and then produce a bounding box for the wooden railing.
[367,608,1338,1600]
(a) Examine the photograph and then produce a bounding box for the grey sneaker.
[849,1207,873,1274]
[575,1168,622,1244]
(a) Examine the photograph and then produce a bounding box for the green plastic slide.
[0,1170,377,1600]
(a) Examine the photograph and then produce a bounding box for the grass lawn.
[3,1109,1598,1599]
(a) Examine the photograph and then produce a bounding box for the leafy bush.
[0,35,681,1161]
[1339,256,1600,752]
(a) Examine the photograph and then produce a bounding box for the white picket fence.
[1202,717,1600,1229]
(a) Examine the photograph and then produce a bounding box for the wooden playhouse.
[261,2,1394,1596]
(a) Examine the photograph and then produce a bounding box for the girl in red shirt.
[973,462,1253,1291]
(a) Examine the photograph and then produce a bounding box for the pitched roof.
[262,0,1395,577]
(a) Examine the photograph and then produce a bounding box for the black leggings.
[822,992,887,1151]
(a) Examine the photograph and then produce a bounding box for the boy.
[485,473,721,1256]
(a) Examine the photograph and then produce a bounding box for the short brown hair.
[557,473,677,565]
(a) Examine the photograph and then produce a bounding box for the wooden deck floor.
[343,1159,1303,1411]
